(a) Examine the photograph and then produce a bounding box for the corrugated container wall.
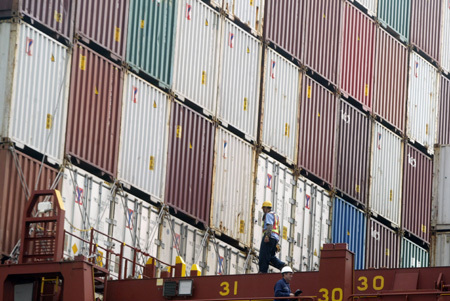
[126,0,177,87]
[407,51,440,154]
[332,197,366,270]
[217,19,261,141]
[262,48,300,163]
[432,146,450,228]
[223,0,263,35]
[173,0,220,115]
[303,0,342,86]
[165,101,215,225]
[366,218,400,269]
[377,0,411,42]
[263,0,303,63]
[211,128,254,246]
[370,122,403,226]
[442,0,450,74]
[373,27,408,133]
[0,0,74,41]
[0,22,70,164]
[340,2,376,110]
[348,0,378,16]
[75,0,129,59]
[438,75,450,145]
[297,76,338,186]
[118,73,169,202]
[336,100,371,205]
[207,237,249,275]
[410,0,441,63]
[0,144,61,256]
[431,232,450,266]
[402,144,432,242]
[66,44,123,177]
[401,237,429,268]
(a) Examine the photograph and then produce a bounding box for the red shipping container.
[373,27,408,133]
[366,218,400,269]
[402,144,432,243]
[340,2,376,110]
[438,75,450,145]
[66,43,123,177]
[298,76,338,186]
[165,101,215,225]
[0,144,61,256]
[336,100,371,206]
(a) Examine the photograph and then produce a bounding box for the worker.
[274,266,302,301]
[258,201,285,273]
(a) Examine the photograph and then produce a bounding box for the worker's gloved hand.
[294,289,302,296]
[276,243,281,253]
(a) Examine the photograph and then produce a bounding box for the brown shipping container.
[373,27,408,133]
[0,144,61,256]
[0,0,74,41]
[438,75,450,145]
[66,43,123,177]
[303,0,342,86]
[165,101,215,225]
[402,144,432,243]
[410,0,441,63]
[264,0,303,62]
[298,76,338,186]
[75,0,129,59]
[366,218,400,269]
[336,100,371,206]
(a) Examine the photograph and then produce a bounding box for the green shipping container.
[401,237,429,268]
[378,0,411,42]
[126,0,177,87]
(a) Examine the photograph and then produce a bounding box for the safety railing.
[348,290,450,299]
[169,297,317,301]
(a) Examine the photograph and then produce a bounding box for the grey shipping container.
[377,0,411,42]
[438,75,450,145]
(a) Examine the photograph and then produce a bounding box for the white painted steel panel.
[432,232,450,266]
[407,51,440,154]
[262,48,300,163]
[211,128,254,246]
[206,238,249,275]
[223,0,263,35]
[369,122,403,226]
[432,146,450,228]
[349,0,378,16]
[442,0,450,74]
[217,19,261,141]
[0,22,70,164]
[118,73,170,201]
[173,0,220,115]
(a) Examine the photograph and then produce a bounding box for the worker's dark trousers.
[259,237,285,273]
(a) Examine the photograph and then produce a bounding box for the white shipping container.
[217,19,261,141]
[432,146,450,228]
[0,21,70,164]
[206,238,250,275]
[407,51,440,154]
[118,73,170,201]
[211,128,254,246]
[262,48,301,163]
[223,0,264,35]
[173,0,220,115]
[348,0,378,16]
[369,122,403,226]
[432,232,450,266]
[442,0,450,74]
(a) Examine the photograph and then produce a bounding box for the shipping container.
[438,75,450,145]
[211,128,254,247]
[263,0,303,64]
[348,0,378,16]
[0,21,70,164]
[165,101,215,225]
[261,48,301,163]
[406,51,440,154]
[432,146,450,228]
[336,100,371,205]
[298,76,338,186]
[66,43,123,177]
[369,121,403,226]
[366,218,400,269]
[402,144,432,242]
[223,0,263,35]
[401,237,429,268]
[207,238,249,275]
[172,0,220,115]
[0,0,74,41]
[126,0,177,87]
[410,0,441,63]
[442,0,450,74]
[0,144,61,256]
[75,0,129,59]
[340,2,376,110]
[217,18,261,141]
[118,73,170,202]
[303,0,342,86]
[332,197,366,270]
[373,27,409,133]
[431,232,450,266]
[377,0,411,42]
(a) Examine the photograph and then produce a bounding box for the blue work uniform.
[274,278,292,301]
[258,212,285,273]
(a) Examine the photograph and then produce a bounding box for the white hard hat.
[281,266,293,274]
